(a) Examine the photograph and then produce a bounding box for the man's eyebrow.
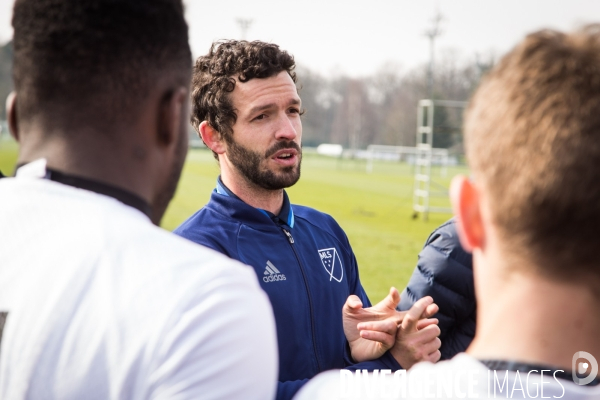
[248,103,276,116]
[247,98,302,116]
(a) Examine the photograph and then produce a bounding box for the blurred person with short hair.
[296,25,600,399]
[0,1,277,399]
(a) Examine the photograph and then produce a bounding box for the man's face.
[224,71,302,190]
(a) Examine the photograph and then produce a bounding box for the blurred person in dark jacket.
[398,218,475,360]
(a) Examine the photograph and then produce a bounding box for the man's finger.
[427,350,442,363]
[357,319,397,335]
[401,296,434,332]
[416,318,439,330]
[421,303,439,319]
[394,309,436,326]
[412,323,441,343]
[420,337,442,356]
[359,330,395,349]
[344,294,363,311]
[372,287,401,312]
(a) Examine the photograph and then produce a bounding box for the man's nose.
[275,114,298,141]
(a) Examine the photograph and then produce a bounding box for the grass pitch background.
[0,137,467,301]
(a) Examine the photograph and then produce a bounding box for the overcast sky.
[1,0,599,77]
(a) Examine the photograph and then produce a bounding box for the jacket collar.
[213,176,295,229]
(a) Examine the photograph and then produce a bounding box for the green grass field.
[0,137,468,301]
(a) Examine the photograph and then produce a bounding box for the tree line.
[297,49,494,150]
[0,40,493,150]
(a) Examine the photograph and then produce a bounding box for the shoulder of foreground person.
[105,219,280,399]
[0,183,279,399]
[138,241,279,400]
[293,354,600,400]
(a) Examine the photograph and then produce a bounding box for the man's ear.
[450,175,485,252]
[157,87,188,147]
[6,92,19,141]
[199,121,226,155]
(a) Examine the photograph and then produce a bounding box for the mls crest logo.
[318,248,344,282]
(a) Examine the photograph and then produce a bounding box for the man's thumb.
[378,287,400,310]
[344,295,363,311]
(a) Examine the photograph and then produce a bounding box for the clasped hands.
[342,287,441,370]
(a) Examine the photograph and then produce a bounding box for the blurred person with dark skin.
[174,40,441,400]
[0,1,277,399]
[296,25,600,399]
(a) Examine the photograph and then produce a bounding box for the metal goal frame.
[413,99,467,221]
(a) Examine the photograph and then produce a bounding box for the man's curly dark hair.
[191,40,297,157]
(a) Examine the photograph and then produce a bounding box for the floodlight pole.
[425,12,443,100]
[236,18,253,40]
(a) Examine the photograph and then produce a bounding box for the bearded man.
[174,40,441,400]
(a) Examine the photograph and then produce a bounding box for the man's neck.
[468,265,600,373]
[16,132,154,206]
[220,172,284,215]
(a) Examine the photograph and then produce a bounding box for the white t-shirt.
[294,353,600,399]
[0,172,278,400]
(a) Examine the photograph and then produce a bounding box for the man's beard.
[226,138,302,190]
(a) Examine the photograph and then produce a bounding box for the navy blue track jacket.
[175,188,400,400]
[398,218,476,360]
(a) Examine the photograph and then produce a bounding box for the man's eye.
[254,114,266,121]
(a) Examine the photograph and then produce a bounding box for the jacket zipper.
[281,227,323,372]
